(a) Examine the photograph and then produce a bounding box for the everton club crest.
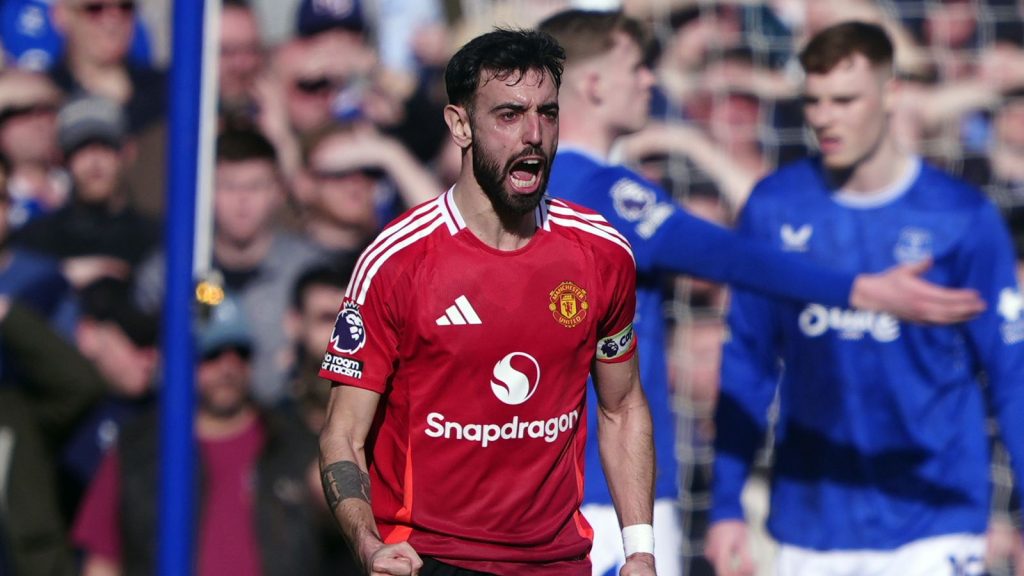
[549,281,589,328]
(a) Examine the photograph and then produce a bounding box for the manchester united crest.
[549,281,589,328]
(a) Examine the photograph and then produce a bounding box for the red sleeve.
[594,240,638,364]
[319,283,401,393]
[71,449,122,563]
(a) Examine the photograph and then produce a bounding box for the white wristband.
[622,523,655,557]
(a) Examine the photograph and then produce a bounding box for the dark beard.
[472,139,549,222]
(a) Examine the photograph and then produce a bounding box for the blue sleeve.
[711,199,782,522]
[590,170,854,306]
[957,202,1024,508]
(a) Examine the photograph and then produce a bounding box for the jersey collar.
[439,186,551,235]
[831,156,922,209]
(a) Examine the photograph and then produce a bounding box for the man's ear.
[583,69,604,106]
[444,104,473,148]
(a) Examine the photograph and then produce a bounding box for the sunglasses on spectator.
[0,103,58,125]
[75,1,136,17]
[293,77,343,95]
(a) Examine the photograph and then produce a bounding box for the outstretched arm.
[592,355,656,576]
[319,385,422,576]
[851,259,985,324]
[593,173,984,327]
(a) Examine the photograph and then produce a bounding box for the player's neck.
[831,137,911,195]
[452,179,536,251]
[558,113,615,160]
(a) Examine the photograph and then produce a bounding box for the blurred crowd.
[0,0,1021,575]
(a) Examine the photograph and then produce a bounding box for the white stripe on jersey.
[441,187,464,234]
[347,201,440,300]
[549,215,634,264]
[547,201,630,246]
[347,200,446,304]
[546,201,634,264]
[536,196,551,232]
[352,217,446,305]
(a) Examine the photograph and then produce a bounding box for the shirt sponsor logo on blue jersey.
[998,287,1024,344]
[798,304,900,342]
[611,179,655,221]
[611,178,673,239]
[893,227,933,264]
[780,224,812,252]
[329,301,366,354]
[948,553,985,576]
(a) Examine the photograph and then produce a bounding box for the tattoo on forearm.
[321,461,371,511]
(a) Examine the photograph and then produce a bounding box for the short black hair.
[444,28,565,110]
[216,129,278,165]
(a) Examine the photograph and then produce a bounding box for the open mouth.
[817,136,841,154]
[509,157,545,193]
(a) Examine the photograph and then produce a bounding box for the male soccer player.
[538,10,987,576]
[318,29,657,576]
[706,21,1024,575]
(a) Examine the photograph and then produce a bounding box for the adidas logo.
[436,295,481,326]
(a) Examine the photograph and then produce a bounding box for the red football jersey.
[320,190,637,575]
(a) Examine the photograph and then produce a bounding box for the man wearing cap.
[72,295,323,576]
[0,70,69,228]
[13,94,159,288]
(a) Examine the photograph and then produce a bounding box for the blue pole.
[160,0,205,574]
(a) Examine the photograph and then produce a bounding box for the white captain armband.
[596,323,635,362]
[622,523,655,557]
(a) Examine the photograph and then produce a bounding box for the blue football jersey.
[713,157,1024,550]
[549,148,856,504]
